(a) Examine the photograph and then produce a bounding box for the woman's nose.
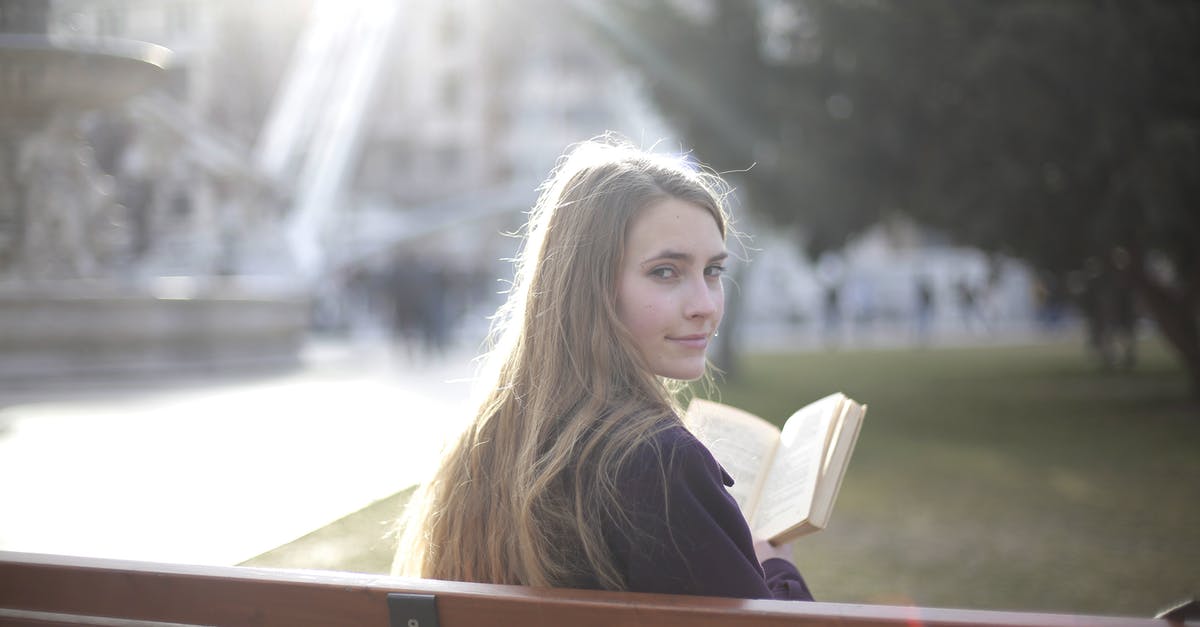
[684,278,720,319]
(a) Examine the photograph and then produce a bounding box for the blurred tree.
[577,0,1200,394]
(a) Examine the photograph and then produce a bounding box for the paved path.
[0,339,476,566]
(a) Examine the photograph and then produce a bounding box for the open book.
[686,392,866,545]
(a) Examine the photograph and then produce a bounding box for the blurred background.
[0,0,1196,619]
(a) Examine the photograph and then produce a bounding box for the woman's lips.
[668,334,710,349]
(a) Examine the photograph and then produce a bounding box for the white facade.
[740,216,1041,349]
[356,0,672,211]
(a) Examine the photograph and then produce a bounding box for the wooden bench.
[0,551,1182,627]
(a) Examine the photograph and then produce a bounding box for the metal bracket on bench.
[388,593,439,627]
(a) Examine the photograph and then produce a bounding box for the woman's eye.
[705,264,726,278]
[649,266,678,279]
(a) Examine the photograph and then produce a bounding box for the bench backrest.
[0,551,1173,627]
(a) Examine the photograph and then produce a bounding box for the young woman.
[394,138,813,600]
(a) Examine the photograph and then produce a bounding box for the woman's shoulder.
[648,420,703,451]
[623,420,733,489]
[628,419,704,460]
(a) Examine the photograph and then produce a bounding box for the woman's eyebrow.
[641,250,730,264]
[642,250,690,264]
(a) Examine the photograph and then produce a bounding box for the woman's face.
[615,197,726,380]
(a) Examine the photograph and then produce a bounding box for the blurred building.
[274,0,671,339]
[740,215,1042,349]
[14,0,1037,360]
[7,0,671,351]
[347,0,668,264]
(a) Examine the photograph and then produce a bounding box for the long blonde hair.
[394,138,731,590]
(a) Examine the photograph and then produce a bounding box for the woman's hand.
[753,537,795,564]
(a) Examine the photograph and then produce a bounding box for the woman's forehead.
[625,198,726,260]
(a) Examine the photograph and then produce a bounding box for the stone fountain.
[0,2,307,379]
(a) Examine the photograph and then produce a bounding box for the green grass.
[243,487,411,575]
[705,338,1198,617]
[245,337,1198,618]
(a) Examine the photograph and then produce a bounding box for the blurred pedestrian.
[955,277,986,333]
[1078,254,1137,370]
[915,276,935,344]
[822,282,842,344]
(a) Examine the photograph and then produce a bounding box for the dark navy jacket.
[593,423,814,601]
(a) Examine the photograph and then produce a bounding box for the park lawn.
[247,337,1198,618]
[703,337,1199,618]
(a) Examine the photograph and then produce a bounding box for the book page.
[686,399,780,517]
[752,394,844,540]
[807,403,866,528]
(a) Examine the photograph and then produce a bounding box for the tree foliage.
[579,0,1200,393]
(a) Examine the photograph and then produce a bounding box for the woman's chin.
[655,360,709,381]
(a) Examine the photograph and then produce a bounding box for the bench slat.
[0,551,1167,627]
[0,608,214,627]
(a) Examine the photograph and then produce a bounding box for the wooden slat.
[0,608,213,627]
[0,552,1168,627]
